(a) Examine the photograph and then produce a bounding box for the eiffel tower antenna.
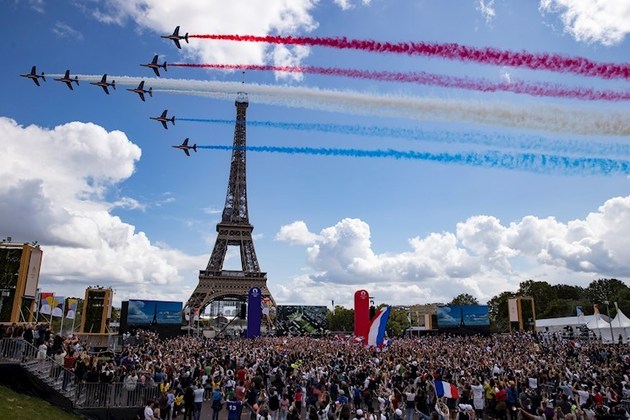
[185,91,274,315]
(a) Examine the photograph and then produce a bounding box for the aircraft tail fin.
[148,87,153,97]
[185,33,189,43]
[172,117,176,126]
[112,80,116,90]
[163,62,168,72]
[192,144,197,152]
[75,76,79,86]
[41,73,46,82]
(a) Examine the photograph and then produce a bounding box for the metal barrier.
[0,337,37,363]
[0,338,159,409]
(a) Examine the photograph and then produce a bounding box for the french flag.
[367,306,391,347]
[434,380,459,399]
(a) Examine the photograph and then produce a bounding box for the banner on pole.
[52,296,65,318]
[508,298,519,322]
[246,287,262,338]
[39,292,54,315]
[66,299,78,319]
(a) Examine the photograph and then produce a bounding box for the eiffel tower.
[185,92,274,314]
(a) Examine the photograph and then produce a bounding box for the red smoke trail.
[188,34,630,80]
[170,63,630,101]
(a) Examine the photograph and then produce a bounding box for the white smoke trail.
[51,74,630,136]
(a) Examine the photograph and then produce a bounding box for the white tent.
[610,308,630,344]
[586,314,614,343]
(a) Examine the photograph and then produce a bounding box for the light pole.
[603,301,615,344]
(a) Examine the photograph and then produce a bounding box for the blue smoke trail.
[179,118,630,157]
[197,145,630,176]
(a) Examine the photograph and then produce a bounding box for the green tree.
[449,293,479,306]
[585,279,629,304]
[326,306,354,332]
[385,306,411,338]
[110,306,121,323]
[487,291,516,332]
[517,280,557,316]
[551,284,586,301]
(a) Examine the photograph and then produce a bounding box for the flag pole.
[60,298,65,336]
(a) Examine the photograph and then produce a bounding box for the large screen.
[276,305,327,336]
[126,300,183,325]
[437,305,490,328]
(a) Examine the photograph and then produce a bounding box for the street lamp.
[603,301,615,344]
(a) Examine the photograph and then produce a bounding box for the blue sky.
[1,0,629,308]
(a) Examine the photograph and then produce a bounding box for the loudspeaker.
[239,303,247,319]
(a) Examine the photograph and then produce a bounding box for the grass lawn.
[0,385,82,419]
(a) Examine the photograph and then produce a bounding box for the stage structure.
[508,296,536,332]
[80,287,113,334]
[185,92,274,316]
[0,241,42,323]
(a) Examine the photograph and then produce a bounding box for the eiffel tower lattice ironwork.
[185,92,274,314]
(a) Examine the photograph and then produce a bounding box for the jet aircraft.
[54,70,79,90]
[141,55,167,77]
[20,66,46,86]
[172,138,197,156]
[127,81,152,102]
[150,110,175,129]
[161,26,189,49]
[89,74,116,94]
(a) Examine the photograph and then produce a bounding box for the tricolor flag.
[434,379,459,399]
[367,306,391,347]
[39,292,54,315]
[52,296,65,317]
[66,299,78,319]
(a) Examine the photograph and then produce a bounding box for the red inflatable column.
[354,289,370,343]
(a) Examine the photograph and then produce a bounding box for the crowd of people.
[2,323,630,420]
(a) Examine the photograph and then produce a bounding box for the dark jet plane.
[127,81,152,102]
[141,55,167,77]
[90,74,116,95]
[54,70,79,90]
[161,26,189,49]
[150,109,175,129]
[172,138,197,156]
[20,66,46,86]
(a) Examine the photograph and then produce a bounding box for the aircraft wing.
[184,148,190,156]
[33,78,40,87]
[101,85,110,95]
[138,92,145,101]
[66,81,74,90]
[161,121,168,129]
[152,67,160,77]
[174,39,182,49]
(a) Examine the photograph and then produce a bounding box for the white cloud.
[110,197,146,211]
[202,206,222,215]
[276,221,320,245]
[539,0,630,46]
[334,0,372,10]
[52,22,84,40]
[28,0,45,13]
[0,117,206,302]
[89,0,318,80]
[477,0,497,24]
[275,195,630,306]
